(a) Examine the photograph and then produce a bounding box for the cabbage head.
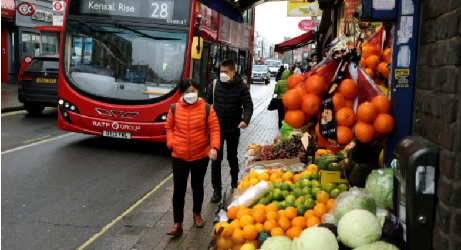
[338,209,382,248]
[365,168,394,209]
[294,227,339,250]
[333,187,376,223]
[353,241,399,250]
[261,236,292,250]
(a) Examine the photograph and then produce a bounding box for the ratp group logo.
[111,122,120,130]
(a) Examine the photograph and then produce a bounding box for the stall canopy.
[274,31,316,53]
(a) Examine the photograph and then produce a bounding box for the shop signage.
[298,19,316,31]
[344,0,361,22]
[53,1,66,26]
[32,10,53,23]
[17,2,35,16]
[287,1,320,17]
[1,0,16,20]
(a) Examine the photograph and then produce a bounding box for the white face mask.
[183,92,198,104]
[220,73,231,83]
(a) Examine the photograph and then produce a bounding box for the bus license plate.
[36,77,57,83]
[103,130,131,139]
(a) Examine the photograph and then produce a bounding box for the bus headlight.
[154,112,169,122]
[59,98,80,124]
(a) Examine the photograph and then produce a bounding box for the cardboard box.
[320,170,348,185]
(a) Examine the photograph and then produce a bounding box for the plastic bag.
[280,121,294,141]
[229,181,269,208]
[332,187,377,224]
[365,168,394,209]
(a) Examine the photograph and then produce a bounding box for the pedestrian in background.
[275,65,285,82]
[206,59,253,203]
[274,69,292,128]
[165,79,221,236]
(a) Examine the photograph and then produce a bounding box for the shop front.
[2,0,59,83]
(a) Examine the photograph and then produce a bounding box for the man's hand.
[209,148,218,161]
[238,122,247,129]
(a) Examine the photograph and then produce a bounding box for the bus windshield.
[266,60,281,67]
[63,22,187,101]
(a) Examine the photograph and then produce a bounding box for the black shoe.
[210,190,222,203]
[231,180,238,189]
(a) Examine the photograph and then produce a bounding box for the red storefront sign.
[344,0,361,22]
[17,2,35,16]
[1,0,16,20]
[298,19,316,32]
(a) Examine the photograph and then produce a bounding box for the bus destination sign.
[76,0,189,25]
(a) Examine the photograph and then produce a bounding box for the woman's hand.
[209,148,218,161]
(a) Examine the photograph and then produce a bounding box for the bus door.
[192,42,210,95]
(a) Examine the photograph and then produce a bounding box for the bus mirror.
[191,36,203,59]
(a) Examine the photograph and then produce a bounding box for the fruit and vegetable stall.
[208,23,407,250]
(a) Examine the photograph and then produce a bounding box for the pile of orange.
[282,74,328,129]
[360,44,391,94]
[222,195,336,245]
[355,96,394,143]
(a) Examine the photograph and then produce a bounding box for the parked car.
[251,65,271,84]
[18,55,59,114]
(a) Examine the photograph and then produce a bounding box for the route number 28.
[149,1,174,20]
[151,3,168,18]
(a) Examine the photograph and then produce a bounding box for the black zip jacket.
[206,74,253,133]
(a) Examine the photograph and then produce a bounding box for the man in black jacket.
[206,59,253,203]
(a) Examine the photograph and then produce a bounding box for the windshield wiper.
[114,22,180,41]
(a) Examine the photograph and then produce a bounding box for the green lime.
[297,205,308,216]
[294,198,304,208]
[290,184,296,191]
[259,198,270,205]
[280,183,290,191]
[270,183,276,190]
[312,187,322,198]
[285,195,296,205]
[293,188,303,198]
[302,187,312,196]
[301,179,312,188]
[279,201,287,209]
[323,183,336,193]
[304,194,314,200]
[304,198,315,209]
[295,181,303,189]
[338,183,349,192]
[266,192,274,201]
[274,189,284,201]
[330,189,341,199]
[282,190,290,198]
[310,172,320,181]
[285,201,294,208]
[301,173,309,180]
[274,182,282,189]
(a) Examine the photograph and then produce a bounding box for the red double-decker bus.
[58,0,255,141]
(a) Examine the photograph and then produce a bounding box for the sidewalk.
[1,83,24,112]
[87,97,279,250]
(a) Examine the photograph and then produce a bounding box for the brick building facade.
[413,0,461,249]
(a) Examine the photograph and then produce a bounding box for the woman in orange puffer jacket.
[165,79,220,236]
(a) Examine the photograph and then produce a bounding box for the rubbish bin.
[393,135,439,250]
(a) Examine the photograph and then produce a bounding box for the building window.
[22,32,40,56]
[41,34,58,55]
[247,9,253,26]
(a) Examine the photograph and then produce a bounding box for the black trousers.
[211,130,240,190]
[172,157,209,223]
[277,98,285,129]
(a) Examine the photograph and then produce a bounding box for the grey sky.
[255,1,314,45]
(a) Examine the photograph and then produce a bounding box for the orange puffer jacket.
[165,99,220,162]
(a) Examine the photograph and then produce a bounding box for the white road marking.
[2,133,74,155]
